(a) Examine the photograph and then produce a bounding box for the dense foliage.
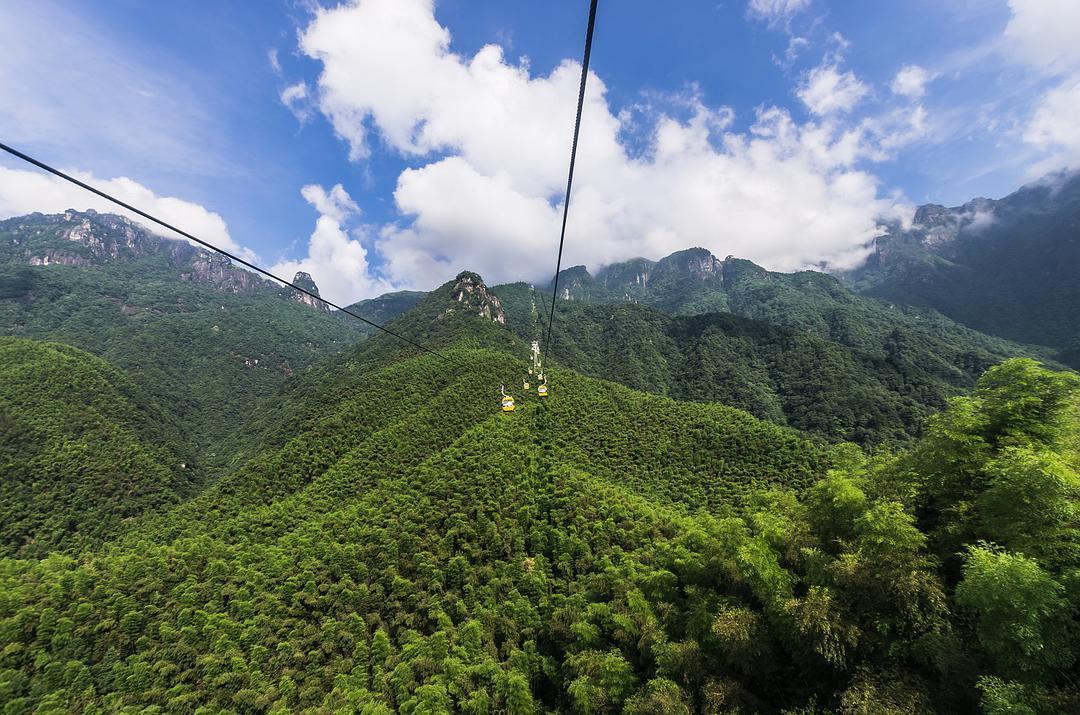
[1,335,1076,712]
[0,213,361,473]
[347,292,428,329]
[494,282,1053,445]
[2,210,1078,711]
[0,338,190,557]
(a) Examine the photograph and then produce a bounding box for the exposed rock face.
[554,265,598,301]
[450,271,506,324]
[181,254,267,294]
[288,271,331,312]
[907,197,997,251]
[664,247,724,280]
[1,210,335,307]
[28,250,91,267]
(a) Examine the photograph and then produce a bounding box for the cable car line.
[2,0,599,412]
[0,141,453,364]
[542,0,598,369]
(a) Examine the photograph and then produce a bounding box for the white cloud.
[747,0,811,25]
[1024,75,1080,169]
[296,0,911,289]
[300,184,358,222]
[1001,1,1080,174]
[270,184,394,304]
[1004,0,1080,75]
[0,164,255,262]
[891,65,931,99]
[797,64,869,116]
[280,82,314,124]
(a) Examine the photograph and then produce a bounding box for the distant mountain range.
[3,175,1076,450]
[847,171,1080,367]
[2,188,1078,711]
[0,209,360,476]
[343,173,1080,370]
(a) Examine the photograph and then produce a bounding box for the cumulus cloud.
[747,0,811,25]
[0,164,255,261]
[300,183,357,222]
[797,64,869,116]
[270,184,394,305]
[295,0,911,289]
[1024,76,1080,169]
[1001,1,1080,173]
[1004,0,1080,75]
[891,65,931,99]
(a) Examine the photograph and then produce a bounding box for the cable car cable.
[542,0,598,367]
[0,141,454,364]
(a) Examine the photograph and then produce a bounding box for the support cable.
[542,0,598,366]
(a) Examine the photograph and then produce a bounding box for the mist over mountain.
[846,172,1080,368]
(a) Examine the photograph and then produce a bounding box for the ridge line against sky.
[1,0,1079,304]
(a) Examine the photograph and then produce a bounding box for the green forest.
[2,301,1079,713]
[1,211,1079,713]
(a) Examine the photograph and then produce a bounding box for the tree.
[977,447,1079,566]
[955,545,1075,681]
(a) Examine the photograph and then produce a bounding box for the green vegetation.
[347,291,428,328]
[847,173,1080,368]
[0,338,190,557]
[1,332,1076,711]
[494,282,1055,445]
[0,212,361,473]
[1,211,1078,711]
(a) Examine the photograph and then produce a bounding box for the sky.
[2,0,1079,304]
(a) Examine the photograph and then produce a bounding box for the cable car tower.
[531,340,549,397]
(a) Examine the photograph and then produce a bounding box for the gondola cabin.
[501,395,516,412]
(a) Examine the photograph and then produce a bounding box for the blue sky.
[2,0,1079,302]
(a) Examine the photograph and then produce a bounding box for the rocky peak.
[595,257,655,299]
[659,247,723,280]
[449,271,506,324]
[911,197,998,250]
[912,204,951,227]
[288,271,331,312]
[181,254,266,294]
[554,265,596,301]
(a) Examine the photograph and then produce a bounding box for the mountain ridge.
[846,171,1080,365]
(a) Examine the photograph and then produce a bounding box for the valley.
[0,195,1078,712]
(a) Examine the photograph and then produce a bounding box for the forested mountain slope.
[846,172,1080,367]
[527,247,1059,364]
[493,280,1057,444]
[346,290,427,329]
[0,338,191,557]
[0,210,361,469]
[1,319,1076,712]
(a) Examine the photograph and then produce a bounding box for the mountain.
[0,338,191,557]
[846,172,1080,367]
[545,248,727,314]
[1,272,1076,712]
[346,290,427,327]
[0,210,362,470]
[494,254,1059,444]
